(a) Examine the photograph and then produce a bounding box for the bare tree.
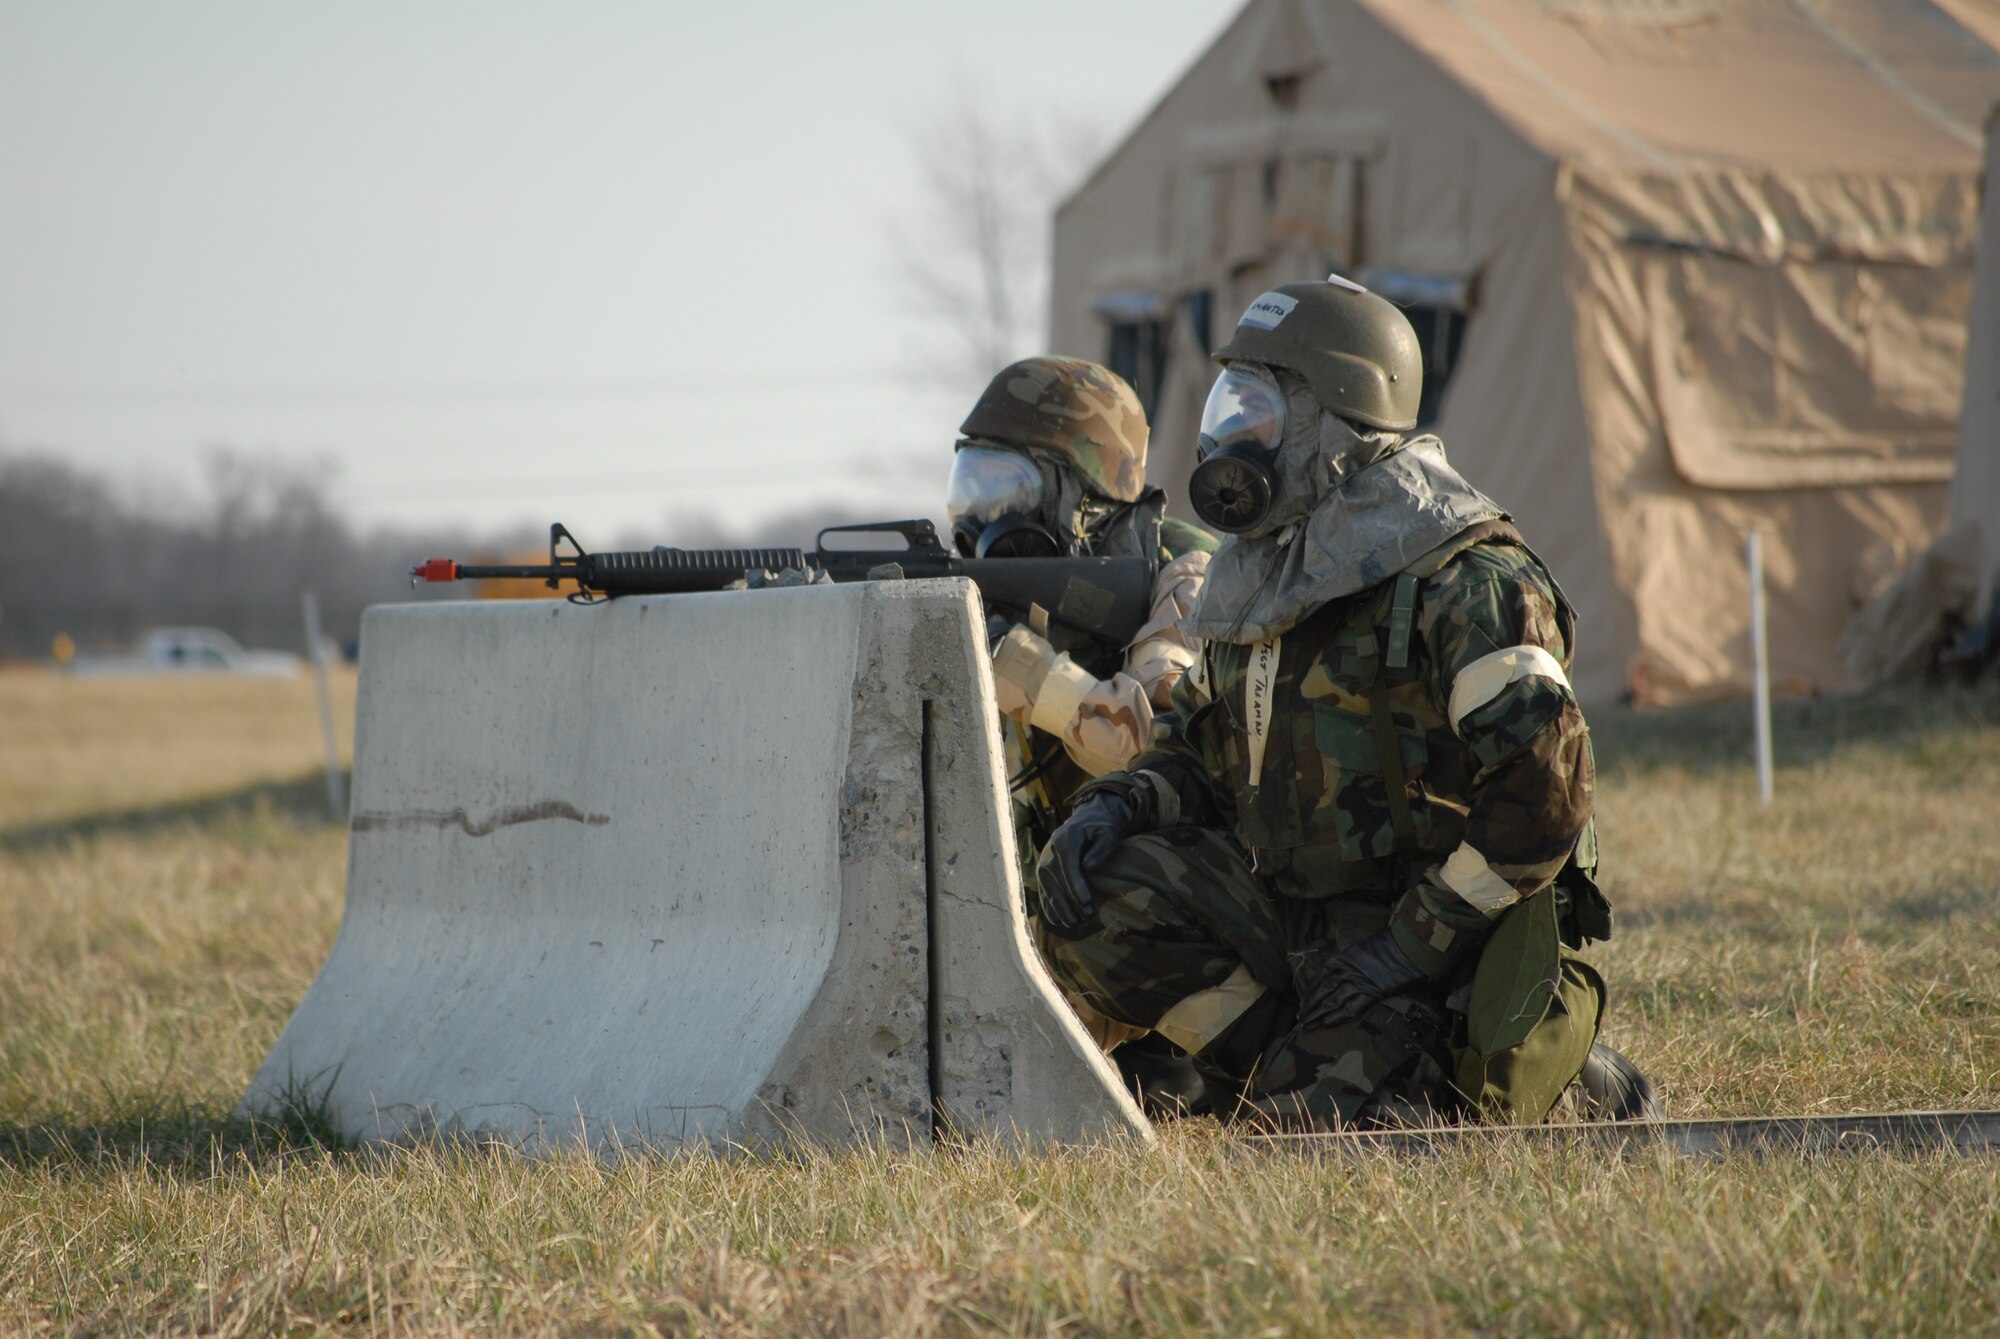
[891,93,1107,392]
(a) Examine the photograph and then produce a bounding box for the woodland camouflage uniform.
[1036,279,1621,1128]
[949,356,1217,1056]
[1045,520,1608,1125]
[955,356,1216,817]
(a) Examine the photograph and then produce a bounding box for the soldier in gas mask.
[947,356,1216,789]
[946,355,1217,1095]
[1033,279,1656,1128]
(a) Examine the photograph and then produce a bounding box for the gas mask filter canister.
[1187,366,1287,534]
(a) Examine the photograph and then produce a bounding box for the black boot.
[1576,1043,1663,1121]
[1115,1031,1211,1118]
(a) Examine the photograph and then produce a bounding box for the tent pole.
[1748,530,1774,806]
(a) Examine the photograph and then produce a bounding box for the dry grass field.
[4,664,2000,1335]
[0,668,358,830]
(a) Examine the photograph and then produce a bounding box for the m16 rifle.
[411,519,1155,648]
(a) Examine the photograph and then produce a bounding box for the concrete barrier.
[239,579,1148,1152]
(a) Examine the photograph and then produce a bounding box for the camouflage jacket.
[1004,514,1219,1057]
[1118,522,1595,980]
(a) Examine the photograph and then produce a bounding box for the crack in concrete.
[352,801,610,838]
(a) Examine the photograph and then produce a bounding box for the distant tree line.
[0,449,538,661]
[0,448,921,662]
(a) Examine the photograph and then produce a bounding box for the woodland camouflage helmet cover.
[1212,276,1423,431]
[959,356,1149,502]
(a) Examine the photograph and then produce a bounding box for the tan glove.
[990,625,1052,719]
[994,626,1160,776]
[991,624,1094,726]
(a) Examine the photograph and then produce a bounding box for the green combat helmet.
[1211,275,1423,431]
[959,356,1149,503]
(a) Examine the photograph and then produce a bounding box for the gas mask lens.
[1189,368,1285,534]
[1197,367,1286,457]
[947,447,1044,529]
[946,446,1058,557]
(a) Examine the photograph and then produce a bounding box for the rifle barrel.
[447,564,564,580]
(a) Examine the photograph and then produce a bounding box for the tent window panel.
[1179,170,1217,269]
[1855,267,1972,421]
[1271,153,1361,274]
[1222,162,1269,268]
[1407,305,1470,429]
[1099,291,1214,421]
[1360,269,1473,430]
[1180,164,1267,269]
[1185,290,1213,355]
[1106,319,1169,417]
[1644,251,1967,489]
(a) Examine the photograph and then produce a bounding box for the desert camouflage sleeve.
[1387,545,1595,979]
[1123,550,1210,707]
[990,551,1210,779]
[1073,630,1229,832]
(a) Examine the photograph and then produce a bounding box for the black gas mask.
[945,445,1062,558]
[1187,366,1288,535]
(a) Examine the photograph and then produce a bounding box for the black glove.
[1297,931,1427,1030]
[1035,787,1143,933]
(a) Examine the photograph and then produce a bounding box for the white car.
[70,627,304,677]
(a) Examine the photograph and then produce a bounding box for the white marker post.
[1747,529,1774,806]
[301,590,349,819]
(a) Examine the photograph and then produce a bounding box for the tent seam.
[1789,0,1984,151]
[1439,0,1678,172]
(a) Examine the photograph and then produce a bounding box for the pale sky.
[0,2,1240,542]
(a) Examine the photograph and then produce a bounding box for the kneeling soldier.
[947,356,1217,1109]
[1035,276,1656,1128]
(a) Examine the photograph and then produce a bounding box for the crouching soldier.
[1034,277,1656,1128]
[945,356,1217,1104]
[947,356,1215,789]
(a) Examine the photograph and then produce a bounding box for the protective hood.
[1183,393,1507,644]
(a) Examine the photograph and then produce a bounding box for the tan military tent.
[1844,102,2000,681]
[1956,106,2000,619]
[1050,0,2000,704]
[1938,0,2000,54]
